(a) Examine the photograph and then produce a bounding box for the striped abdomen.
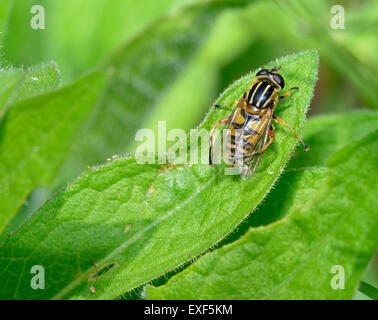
[226,107,272,162]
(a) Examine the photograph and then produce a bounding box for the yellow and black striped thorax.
[246,80,278,109]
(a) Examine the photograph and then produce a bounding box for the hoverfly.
[209,66,309,177]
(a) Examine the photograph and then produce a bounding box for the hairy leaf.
[0,61,61,115]
[0,69,23,113]
[55,0,251,184]
[12,62,62,103]
[288,110,378,170]
[0,0,248,233]
[0,72,106,233]
[0,50,318,299]
[147,131,378,299]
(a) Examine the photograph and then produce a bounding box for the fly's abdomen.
[226,122,264,162]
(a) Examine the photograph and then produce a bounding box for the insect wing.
[210,108,237,165]
[242,124,269,177]
[242,113,272,178]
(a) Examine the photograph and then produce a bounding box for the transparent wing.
[210,107,238,165]
[241,119,271,178]
[210,105,272,178]
[211,120,231,165]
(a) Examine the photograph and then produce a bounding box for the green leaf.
[231,0,377,109]
[11,62,62,103]
[280,0,378,108]
[56,0,251,183]
[0,0,248,233]
[0,0,12,46]
[146,131,378,299]
[221,111,378,231]
[0,50,318,299]
[288,110,378,170]
[132,0,262,145]
[3,0,211,83]
[0,69,23,113]
[0,61,61,115]
[0,72,106,233]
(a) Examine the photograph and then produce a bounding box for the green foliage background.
[0,0,376,299]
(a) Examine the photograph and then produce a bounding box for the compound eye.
[256,69,268,76]
[273,73,285,88]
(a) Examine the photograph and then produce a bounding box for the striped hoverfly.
[209,67,309,177]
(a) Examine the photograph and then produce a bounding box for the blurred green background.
[1,0,377,299]
[3,0,377,125]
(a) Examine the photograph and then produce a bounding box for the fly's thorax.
[246,79,279,109]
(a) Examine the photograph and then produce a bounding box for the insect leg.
[273,115,309,151]
[209,116,231,165]
[213,100,238,109]
[242,126,275,159]
[279,86,299,100]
